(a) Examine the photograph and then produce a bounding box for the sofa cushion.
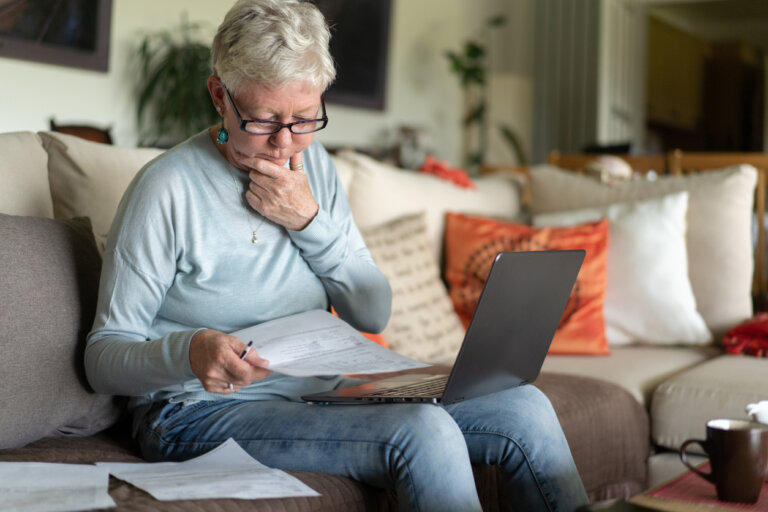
[361,212,465,363]
[39,131,164,252]
[651,354,768,453]
[329,153,355,195]
[541,345,722,407]
[534,192,712,346]
[336,150,524,263]
[536,373,650,502]
[0,131,53,217]
[444,212,610,355]
[0,214,122,449]
[529,165,757,339]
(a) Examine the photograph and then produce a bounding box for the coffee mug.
[679,418,768,503]
[747,401,768,425]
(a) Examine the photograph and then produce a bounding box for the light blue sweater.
[85,131,391,409]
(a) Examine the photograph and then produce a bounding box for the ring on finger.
[291,163,304,172]
[228,383,234,392]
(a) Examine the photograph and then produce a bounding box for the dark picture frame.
[0,0,112,72]
[310,0,392,110]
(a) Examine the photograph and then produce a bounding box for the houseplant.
[445,15,526,171]
[134,15,218,147]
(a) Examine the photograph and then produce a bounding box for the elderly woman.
[85,1,588,510]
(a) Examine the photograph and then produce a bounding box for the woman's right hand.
[189,329,272,394]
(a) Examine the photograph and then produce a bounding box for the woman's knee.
[391,404,467,449]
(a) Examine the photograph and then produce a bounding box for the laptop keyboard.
[366,375,448,397]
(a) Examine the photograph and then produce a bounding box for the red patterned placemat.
[645,463,768,511]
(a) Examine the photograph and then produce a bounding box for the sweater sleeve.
[85,163,197,396]
[287,144,392,334]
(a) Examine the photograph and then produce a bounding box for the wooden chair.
[668,150,768,298]
[547,150,666,175]
[49,118,113,145]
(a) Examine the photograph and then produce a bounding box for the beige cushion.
[541,345,722,406]
[361,212,465,363]
[0,131,53,217]
[330,153,355,195]
[530,165,757,339]
[534,192,711,346]
[338,151,524,263]
[39,132,164,251]
[651,354,768,453]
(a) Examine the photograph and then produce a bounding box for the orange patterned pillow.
[443,212,610,355]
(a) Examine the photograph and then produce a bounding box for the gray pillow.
[0,214,122,449]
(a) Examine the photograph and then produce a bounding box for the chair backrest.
[547,150,666,174]
[49,118,113,145]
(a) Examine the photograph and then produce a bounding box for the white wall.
[0,0,532,166]
[0,0,235,147]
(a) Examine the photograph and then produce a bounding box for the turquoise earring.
[216,126,229,144]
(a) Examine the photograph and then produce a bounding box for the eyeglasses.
[223,85,328,135]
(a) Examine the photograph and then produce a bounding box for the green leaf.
[134,13,214,145]
[463,102,485,126]
[488,15,507,27]
[462,66,485,86]
[499,124,527,165]
[465,42,484,60]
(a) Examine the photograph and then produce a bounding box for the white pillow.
[338,150,524,263]
[361,212,465,364]
[529,164,756,339]
[39,132,164,252]
[534,192,712,345]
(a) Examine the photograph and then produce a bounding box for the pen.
[239,340,253,360]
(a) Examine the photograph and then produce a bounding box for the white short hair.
[211,0,336,93]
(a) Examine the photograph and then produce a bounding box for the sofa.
[0,130,766,511]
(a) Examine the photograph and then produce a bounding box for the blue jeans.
[136,384,588,512]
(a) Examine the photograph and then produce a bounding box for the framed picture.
[311,0,392,110]
[0,0,112,72]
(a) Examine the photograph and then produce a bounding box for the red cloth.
[723,313,768,357]
[418,155,475,189]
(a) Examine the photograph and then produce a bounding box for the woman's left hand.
[245,153,319,231]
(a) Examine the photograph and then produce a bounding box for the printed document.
[0,462,115,512]
[231,309,430,376]
[97,438,319,501]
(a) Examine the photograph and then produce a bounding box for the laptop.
[302,250,585,405]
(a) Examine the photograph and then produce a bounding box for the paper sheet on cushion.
[97,438,319,501]
[0,462,115,512]
[230,309,430,377]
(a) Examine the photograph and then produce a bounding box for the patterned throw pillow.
[444,212,610,355]
[362,212,466,364]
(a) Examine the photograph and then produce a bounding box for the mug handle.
[679,439,714,483]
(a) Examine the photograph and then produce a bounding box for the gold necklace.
[225,166,265,244]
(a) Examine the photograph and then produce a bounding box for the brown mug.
[679,418,768,503]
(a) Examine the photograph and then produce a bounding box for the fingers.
[189,330,273,394]
[289,152,304,172]
[244,156,318,230]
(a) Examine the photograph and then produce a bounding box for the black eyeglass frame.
[222,84,328,135]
